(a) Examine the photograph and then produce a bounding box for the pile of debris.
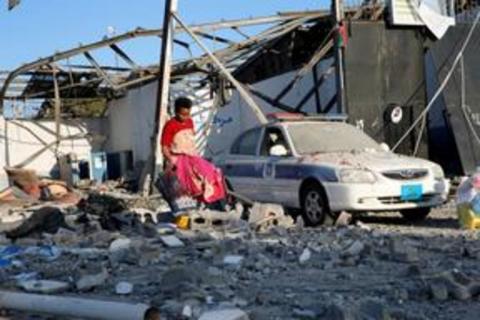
[0,183,478,320]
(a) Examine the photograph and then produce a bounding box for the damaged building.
[1,0,479,190]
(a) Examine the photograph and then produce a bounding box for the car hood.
[300,151,435,172]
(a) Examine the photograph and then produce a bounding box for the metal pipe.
[144,0,177,195]
[173,12,268,124]
[0,291,159,320]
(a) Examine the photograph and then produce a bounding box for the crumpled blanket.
[174,155,226,204]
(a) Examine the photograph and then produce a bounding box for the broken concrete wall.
[106,81,216,164]
[0,115,105,182]
[205,58,336,160]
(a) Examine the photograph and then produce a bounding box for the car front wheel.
[301,182,331,226]
[400,207,431,222]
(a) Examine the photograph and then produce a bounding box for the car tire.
[301,182,332,226]
[400,207,431,222]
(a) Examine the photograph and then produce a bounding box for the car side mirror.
[269,144,288,157]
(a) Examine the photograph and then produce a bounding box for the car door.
[259,126,298,206]
[223,127,265,201]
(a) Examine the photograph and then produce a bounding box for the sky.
[0,0,327,71]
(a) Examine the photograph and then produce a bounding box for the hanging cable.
[392,12,480,152]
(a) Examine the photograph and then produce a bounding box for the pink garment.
[174,155,226,203]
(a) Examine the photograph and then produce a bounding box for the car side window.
[231,128,262,155]
[260,127,289,156]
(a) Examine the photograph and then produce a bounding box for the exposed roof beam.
[83,51,117,89]
[109,44,141,70]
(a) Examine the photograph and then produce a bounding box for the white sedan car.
[218,118,449,226]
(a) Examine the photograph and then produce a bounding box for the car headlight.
[431,164,445,180]
[339,169,377,184]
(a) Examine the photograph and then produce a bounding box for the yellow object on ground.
[457,204,480,230]
[175,215,190,230]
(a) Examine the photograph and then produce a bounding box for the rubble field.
[0,195,479,320]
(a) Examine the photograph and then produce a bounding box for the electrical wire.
[392,12,480,152]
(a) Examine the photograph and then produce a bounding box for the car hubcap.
[305,191,323,222]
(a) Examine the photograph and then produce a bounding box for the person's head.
[174,97,192,122]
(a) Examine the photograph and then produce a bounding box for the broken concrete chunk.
[335,211,352,227]
[299,248,311,265]
[109,238,132,252]
[342,240,365,257]
[76,268,109,291]
[198,308,249,320]
[6,206,69,239]
[430,282,448,301]
[160,235,185,248]
[248,203,293,232]
[223,255,244,266]
[389,238,419,263]
[18,280,69,294]
[115,281,133,295]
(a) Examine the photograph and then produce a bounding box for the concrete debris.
[76,268,109,291]
[223,255,244,266]
[198,308,249,320]
[189,210,243,231]
[5,207,70,239]
[160,235,185,248]
[298,248,311,265]
[18,280,69,294]
[248,203,293,232]
[335,211,352,226]
[115,281,134,295]
[389,238,419,263]
[0,194,477,319]
[341,240,366,257]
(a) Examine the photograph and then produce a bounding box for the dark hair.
[174,97,192,112]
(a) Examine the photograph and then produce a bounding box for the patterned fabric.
[174,155,226,204]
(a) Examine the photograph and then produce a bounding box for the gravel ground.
[1,202,480,320]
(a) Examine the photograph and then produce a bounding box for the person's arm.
[162,145,174,163]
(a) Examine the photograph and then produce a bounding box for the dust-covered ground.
[1,201,480,320]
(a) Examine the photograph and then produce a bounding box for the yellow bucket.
[457,204,480,230]
[175,215,190,230]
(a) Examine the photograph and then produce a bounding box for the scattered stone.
[358,298,391,319]
[223,255,244,266]
[198,308,249,320]
[115,281,133,295]
[18,280,69,294]
[182,305,193,318]
[299,248,311,265]
[389,238,419,263]
[355,221,372,232]
[248,203,293,232]
[335,211,352,226]
[109,238,133,264]
[342,240,365,257]
[292,308,317,318]
[76,268,109,291]
[160,235,185,248]
[430,282,448,301]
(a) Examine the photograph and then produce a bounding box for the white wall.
[106,81,216,163]
[0,116,105,187]
[205,59,336,160]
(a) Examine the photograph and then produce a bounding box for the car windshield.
[287,122,383,154]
